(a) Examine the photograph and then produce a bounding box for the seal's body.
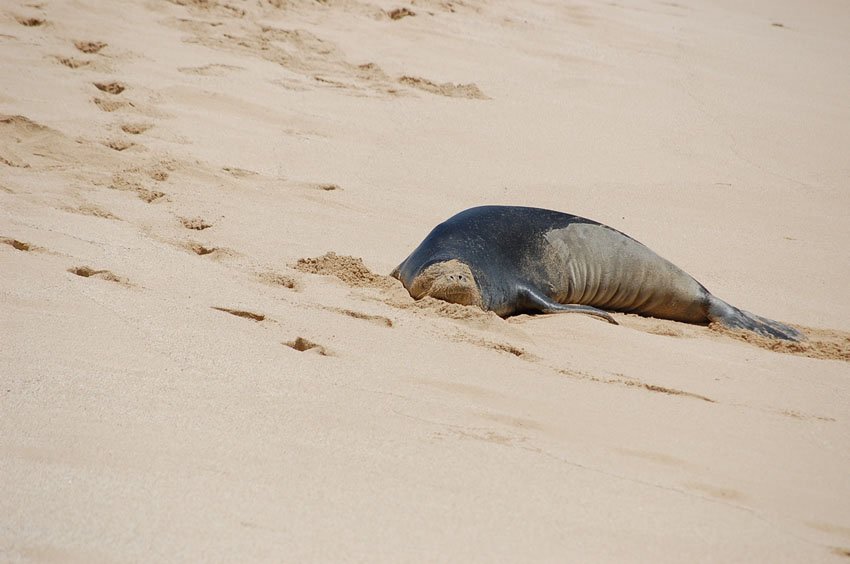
[391,206,801,341]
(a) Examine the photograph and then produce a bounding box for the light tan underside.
[539,224,708,322]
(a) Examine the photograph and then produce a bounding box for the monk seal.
[391,205,802,341]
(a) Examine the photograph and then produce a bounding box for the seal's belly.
[539,224,708,322]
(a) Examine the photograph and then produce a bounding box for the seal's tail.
[706,296,803,341]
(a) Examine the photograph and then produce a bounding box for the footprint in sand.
[310,183,341,192]
[211,307,265,321]
[92,82,135,150]
[93,97,130,112]
[221,166,258,177]
[136,187,166,203]
[56,56,93,69]
[74,40,107,54]
[102,139,135,152]
[16,16,46,27]
[387,7,415,20]
[257,271,298,290]
[325,307,393,327]
[64,203,120,220]
[68,266,129,285]
[283,337,330,356]
[120,123,152,135]
[184,242,233,259]
[93,81,126,95]
[179,216,212,230]
[187,242,217,256]
[1,237,36,252]
[110,172,165,203]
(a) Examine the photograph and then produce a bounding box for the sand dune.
[2,0,849,561]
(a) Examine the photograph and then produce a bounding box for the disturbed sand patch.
[1,237,36,252]
[399,76,488,99]
[211,307,265,321]
[710,323,850,362]
[284,337,329,355]
[68,266,129,285]
[74,40,107,54]
[257,270,298,290]
[294,252,394,289]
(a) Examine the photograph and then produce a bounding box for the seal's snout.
[408,259,482,307]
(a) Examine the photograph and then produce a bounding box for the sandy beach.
[2,0,849,561]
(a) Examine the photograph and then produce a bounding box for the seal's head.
[404,259,482,307]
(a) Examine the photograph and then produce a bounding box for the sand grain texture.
[1,0,849,561]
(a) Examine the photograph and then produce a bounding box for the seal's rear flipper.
[519,286,618,324]
[707,296,803,341]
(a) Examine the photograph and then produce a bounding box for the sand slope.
[2,0,849,561]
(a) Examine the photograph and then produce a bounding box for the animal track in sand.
[780,410,836,423]
[16,16,46,26]
[93,81,126,95]
[211,307,265,321]
[178,63,243,76]
[65,204,120,220]
[74,40,107,54]
[257,271,298,290]
[387,7,415,19]
[179,216,212,230]
[399,76,489,99]
[711,323,850,362]
[56,56,91,69]
[93,97,130,112]
[137,188,166,203]
[453,334,533,359]
[120,123,152,135]
[0,154,29,168]
[187,242,217,256]
[103,139,135,151]
[293,180,342,192]
[221,166,257,177]
[284,337,329,355]
[68,266,128,284]
[325,307,393,327]
[183,241,232,259]
[109,173,166,202]
[558,368,715,403]
[1,237,36,252]
[478,340,530,358]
